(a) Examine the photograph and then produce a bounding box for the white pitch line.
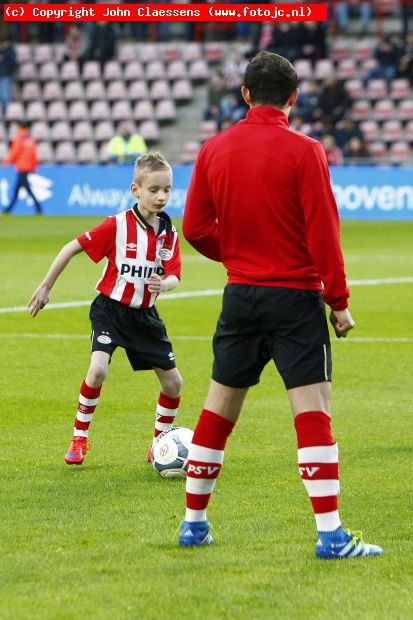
[1,333,412,343]
[1,278,412,314]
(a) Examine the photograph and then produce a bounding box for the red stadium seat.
[368,141,387,159]
[171,79,193,104]
[26,101,47,122]
[359,120,380,142]
[366,79,388,100]
[373,100,396,121]
[389,141,411,163]
[344,79,364,99]
[55,141,76,164]
[128,80,150,101]
[197,120,218,141]
[390,79,411,100]
[162,44,181,62]
[353,40,375,61]
[314,59,335,80]
[204,42,225,63]
[382,120,403,142]
[330,41,351,61]
[155,100,177,123]
[360,58,379,77]
[398,99,413,121]
[43,81,63,102]
[50,121,72,142]
[48,101,68,122]
[405,120,413,142]
[64,81,85,102]
[85,80,106,101]
[181,140,201,164]
[72,121,94,142]
[294,59,312,80]
[134,100,155,121]
[139,120,160,143]
[149,80,171,101]
[337,59,358,80]
[107,80,128,102]
[351,100,372,121]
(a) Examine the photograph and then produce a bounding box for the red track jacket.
[183,106,349,311]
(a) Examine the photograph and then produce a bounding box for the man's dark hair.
[243,51,298,107]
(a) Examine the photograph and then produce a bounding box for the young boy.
[29,152,182,465]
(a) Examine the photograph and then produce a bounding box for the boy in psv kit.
[29,153,182,464]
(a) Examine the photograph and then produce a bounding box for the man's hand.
[329,308,355,338]
[147,274,164,294]
[28,285,50,318]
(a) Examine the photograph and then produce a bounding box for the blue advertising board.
[0,164,412,220]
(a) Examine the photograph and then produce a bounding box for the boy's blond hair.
[133,152,172,185]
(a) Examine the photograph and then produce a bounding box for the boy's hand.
[28,285,50,317]
[147,274,164,293]
[329,308,355,338]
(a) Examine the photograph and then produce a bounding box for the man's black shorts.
[212,285,332,390]
[89,294,176,371]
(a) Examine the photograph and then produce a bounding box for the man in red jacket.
[179,51,382,559]
[2,121,42,215]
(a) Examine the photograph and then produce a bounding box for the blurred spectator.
[333,117,363,149]
[62,24,90,71]
[333,1,372,34]
[401,0,413,37]
[397,31,413,84]
[107,123,148,164]
[321,135,344,166]
[224,52,248,88]
[301,23,327,60]
[342,137,368,161]
[205,72,229,121]
[269,24,306,62]
[219,74,249,125]
[314,76,350,124]
[0,38,16,116]
[2,121,42,215]
[295,81,320,122]
[85,22,116,68]
[367,37,401,83]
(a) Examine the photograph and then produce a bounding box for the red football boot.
[65,436,90,465]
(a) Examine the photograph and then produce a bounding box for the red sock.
[73,380,101,438]
[294,411,341,532]
[185,409,235,522]
[154,392,180,439]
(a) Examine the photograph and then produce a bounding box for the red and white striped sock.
[154,392,180,439]
[73,380,101,438]
[294,410,341,532]
[185,409,235,522]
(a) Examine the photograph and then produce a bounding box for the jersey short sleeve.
[77,217,116,263]
[163,231,181,279]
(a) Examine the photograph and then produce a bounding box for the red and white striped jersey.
[77,205,181,309]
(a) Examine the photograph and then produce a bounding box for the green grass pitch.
[0,217,412,620]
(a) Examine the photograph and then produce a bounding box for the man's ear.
[241,85,252,106]
[287,87,300,109]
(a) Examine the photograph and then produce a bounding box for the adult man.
[179,52,382,559]
[107,123,148,165]
[2,121,42,215]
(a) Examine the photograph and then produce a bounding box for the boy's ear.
[131,182,140,197]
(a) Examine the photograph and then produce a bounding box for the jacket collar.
[244,106,289,127]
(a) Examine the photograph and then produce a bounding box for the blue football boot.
[179,521,214,547]
[316,527,383,559]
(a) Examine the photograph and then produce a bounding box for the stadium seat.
[398,99,413,121]
[353,40,375,61]
[405,120,413,142]
[67,100,88,122]
[124,61,145,82]
[351,100,372,121]
[90,101,112,122]
[98,142,110,163]
[94,121,115,142]
[77,141,98,164]
[0,123,6,141]
[48,101,69,122]
[30,121,51,142]
[0,142,7,160]
[360,58,378,77]
[139,44,158,64]
[155,99,177,123]
[366,79,388,100]
[162,44,181,62]
[204,42,225,63]
[50,121,72,142]
[368,141,387,159]
[26,101,47,122]
[134,100,155,121]
[382,120,403,142]
[181,140,201,164]
[7,121,20,139]
[112,100,133,122]
[19,62,37,82]
[330,41,351,61]
[293,59,312,80]
[60,61,80,82]
[21,82,42,102]
[167,60,187,80]
[128,80,150,101]
[149,80,171,101]
[103,61,123,81]
[337,59,358,80]
[359,120,380,142]
[43,81,63,102]
[145,61,166,81]
[107,80,128,102]
[197,120,218,141]
[55,141,77,164]
[390,79,411,100]
[344,78,364,99]
[72,121,94,142]
[138,120,160,143]
[118,43,137,64]
[389,141,411,163]
[64,81,85,102]
[82,61,101,81]
[39,62,59,82]
[37,141,54,164]
[34,44,53,65]
[85,80,106,101]
[15,44,32,64]
[314,59,335,80]
[188,59,209,82]
[182,43,202,62]
[171,79,193,104]
[373,100,396,121]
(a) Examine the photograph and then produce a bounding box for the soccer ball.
[151,426,193,479]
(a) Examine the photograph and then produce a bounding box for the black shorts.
[212,285,332,390]
[89,294,176,371]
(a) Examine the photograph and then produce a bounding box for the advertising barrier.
[0,164,412,220]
